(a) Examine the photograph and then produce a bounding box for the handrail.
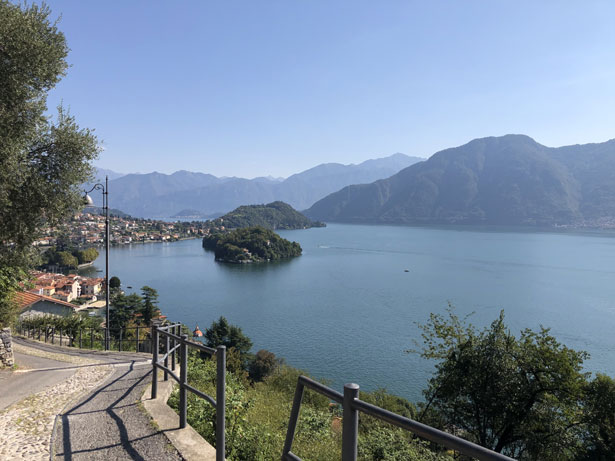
[282,376,516,461]
[185,383,217,407]
[17,320,226,460]
[16,323,150,352]
[299,375,343,403]
[155,363,180,383]
[151,322,226,461]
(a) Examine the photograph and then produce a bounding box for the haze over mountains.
[90,153,423,218]
[92,153,424,218]
[306,135,615,227]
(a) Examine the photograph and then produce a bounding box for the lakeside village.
[33,210,215,248]
[17,271,106,316]
[16,211,223,328]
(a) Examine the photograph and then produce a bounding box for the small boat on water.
[127,285,133,289]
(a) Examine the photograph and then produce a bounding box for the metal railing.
[152,323,226,461]
[282,376,516,461]
[17,324,150,352]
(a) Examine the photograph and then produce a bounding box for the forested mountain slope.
[306,135,615,227]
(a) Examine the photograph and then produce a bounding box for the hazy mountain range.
[305,135,615,227]
[89,153,423,218]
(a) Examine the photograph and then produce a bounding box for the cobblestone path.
[1,337,182,460]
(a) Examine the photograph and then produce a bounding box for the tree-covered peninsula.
[208,201,325,231]
[203,227,302,263]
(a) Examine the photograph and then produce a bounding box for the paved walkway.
[0,340,114,460]
[0,351,77,410]
[53,363,182,460]
[1,337,182,460]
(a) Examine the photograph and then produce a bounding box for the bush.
[359,427,450,461]
[263,365,330,408]
[248,349,281,382]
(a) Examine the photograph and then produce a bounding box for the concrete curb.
[141,371,218,461]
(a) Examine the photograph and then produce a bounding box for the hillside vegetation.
[203,227,302,263]
[168,317,448,461]
[210,201,324,230]
[169,355,449,461]
[306,135,615,227]
[169,313,615,460]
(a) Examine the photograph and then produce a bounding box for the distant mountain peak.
[94,153,423,218]
[306,134,615,227]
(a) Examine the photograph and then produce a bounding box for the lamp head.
[84,193,94,206]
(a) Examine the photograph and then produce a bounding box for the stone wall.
[0,328,14,368]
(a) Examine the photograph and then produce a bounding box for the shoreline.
[97,236,200,248]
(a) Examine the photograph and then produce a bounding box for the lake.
[85,223,615,402]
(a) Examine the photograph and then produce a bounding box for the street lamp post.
[84,176,110,351]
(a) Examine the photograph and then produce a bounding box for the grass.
[167,354,450,461]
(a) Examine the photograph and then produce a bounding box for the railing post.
[179,334,188,429]
[216,345,226,461]
[38,326,41,340]
[52,327,55,344]
[136,326,140,352]
[282,380,305,459]
[171,324,176,371]
[90,328,94,349]
[151,325,159,399]
[342,383,360,461]
[79,328,82,349]
[119,328,123,352]
[45,326,49,343]
[164,331,170,381]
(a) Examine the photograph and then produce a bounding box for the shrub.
[248,349,281,382]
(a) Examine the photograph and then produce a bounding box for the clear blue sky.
[43,0,615,178]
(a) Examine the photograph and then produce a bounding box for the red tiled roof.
[81,278,103,285]
[14,291,41,309]
[14,291,77,311]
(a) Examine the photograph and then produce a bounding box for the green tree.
[140,286,161,325]
[580,374,615,460]
[204,316,253,362]
[0,267,27,328]
[109,276,121,289]
[413,306,588,459]
[75,247,98,264]
[41,247,58,267]
[0,1,99,326]
[109,293,143,334]
[57,251,78,269]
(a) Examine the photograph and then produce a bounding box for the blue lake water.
[86,223,615,402]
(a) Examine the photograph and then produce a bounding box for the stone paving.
[0,343,113,460]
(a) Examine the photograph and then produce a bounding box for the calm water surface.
[86,224,615,402]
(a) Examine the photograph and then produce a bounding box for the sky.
[42,0,615,178]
